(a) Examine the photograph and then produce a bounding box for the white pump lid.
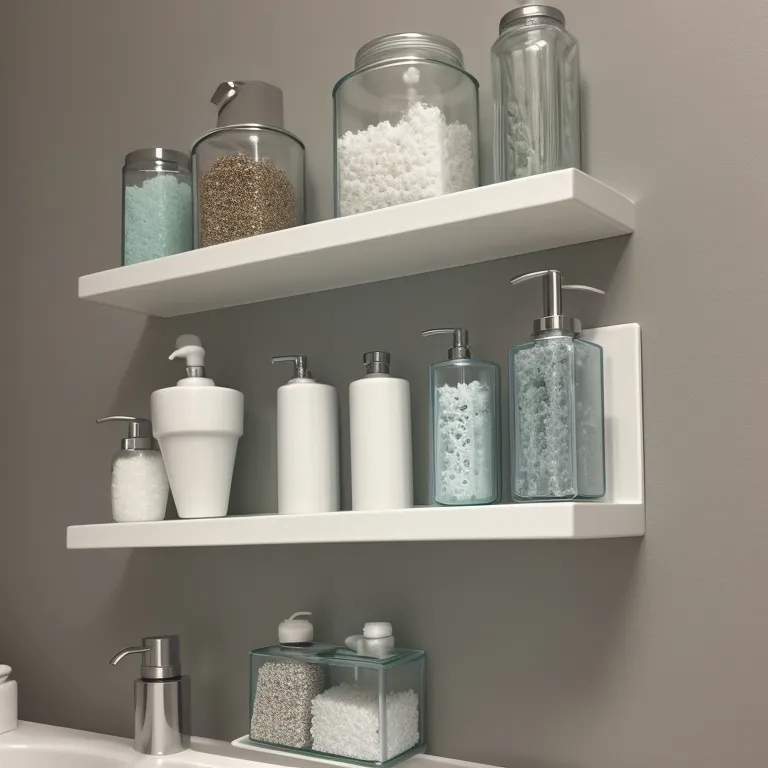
[363,622,392,639]
[278,612,314,644]
[169,335,215,386]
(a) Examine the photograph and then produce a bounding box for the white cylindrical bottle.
[272,355,339,515]
[349,351,413,510]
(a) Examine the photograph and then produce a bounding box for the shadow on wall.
[99,535,642,760]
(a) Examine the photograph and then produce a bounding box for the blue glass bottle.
[509,271,606,501]
[423,328,501,506]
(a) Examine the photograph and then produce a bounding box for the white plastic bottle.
[272,355,339,515]
[349,351,413,510]
[151,335,244,518]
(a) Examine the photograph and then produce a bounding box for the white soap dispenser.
[272,355,339,515]
[151,335,244,518]
[0,665,17,735]
[349,351,413,510]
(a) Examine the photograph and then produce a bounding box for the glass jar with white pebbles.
[333,33,479,217]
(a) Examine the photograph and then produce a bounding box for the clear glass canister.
[249,643,426,767]
[333,33,479,217]
[491,5,580,181]
[192,125,305,248]
[122,148,193,266]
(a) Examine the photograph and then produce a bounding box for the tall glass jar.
[192,125,305,248]
[122,148,192,266]
[491,5,580,181]
[333,33,479,217]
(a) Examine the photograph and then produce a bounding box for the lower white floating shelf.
[67,323,645,550]
[230,736,500,768]
[66,502,644,549]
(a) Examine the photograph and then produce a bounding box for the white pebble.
[436,380,494,503]
[311,683,419,761]
[111,452,169,522]
[337,102,475,216]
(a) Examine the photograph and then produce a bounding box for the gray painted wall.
[1,1,767,766]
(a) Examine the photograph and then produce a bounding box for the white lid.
[363,622,392,639]
[278,612,314,643]
[0,665,11,684]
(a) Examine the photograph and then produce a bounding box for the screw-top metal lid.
[272,355,313,380]
[123,148,190,170]
[499,5,566,34]
[96,416,158,451]
[422,328,472,360]
[363,351,391,375]
[354,32,465,70]
[211,81,284,129]
[510,269,604,337]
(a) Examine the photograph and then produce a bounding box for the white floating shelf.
[79,170,634,317]
[67,325,644,550]
[67,503,644,549]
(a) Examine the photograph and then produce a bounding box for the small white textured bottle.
[349,351,413,510]
[273,355,340,514]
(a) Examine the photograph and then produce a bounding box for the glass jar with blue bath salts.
[122,148,193,266]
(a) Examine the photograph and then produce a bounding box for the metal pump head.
[363,351,390,375]
[422,328,471,359]
[510,269,605,337]
[96,416,157,451]
[272,355,313,380]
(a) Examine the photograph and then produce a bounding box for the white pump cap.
[0,666,10,684]
[363,622,393,639]
[169,335,214,386]
[278,612,314,644]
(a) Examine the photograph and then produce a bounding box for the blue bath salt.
[123,174,192,265]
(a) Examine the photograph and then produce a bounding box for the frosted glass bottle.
[423,329,500,506]
[509,270,605,501]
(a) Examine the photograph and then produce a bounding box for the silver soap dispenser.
[96,416,169,523]
[508,270,606,501]
[110,635,189,756]
[422,329,501,506]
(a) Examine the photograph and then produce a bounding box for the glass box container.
[333,32,479,217]
[191,125,305,248]
[249,643,426,767]
[122,148,192,266]
[491,5,580,181]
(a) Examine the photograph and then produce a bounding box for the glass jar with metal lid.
[192,81,305,248]
[333,33,479,217]
[122,148,192,266]
[491,5,581,181]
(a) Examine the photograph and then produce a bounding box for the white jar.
[349,351,413,510]
[97,417,169,523]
